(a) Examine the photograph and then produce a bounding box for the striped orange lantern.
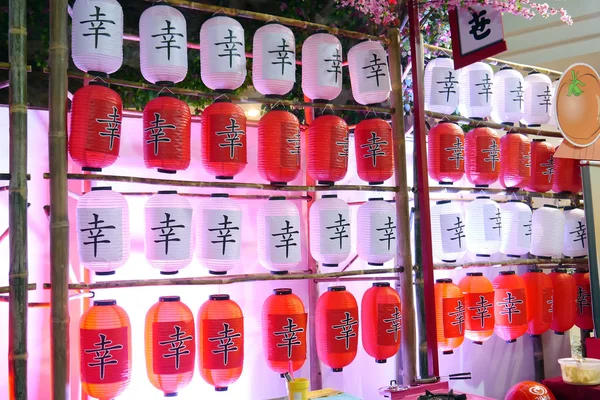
[499,133,531,190]
[435,278,465,354]
[80,300,131,400]
[574,269,594,332]
[145,296,195,397]
[549,269,576,335]
[525,139,554,193]
[458,273,495,345]
[522,269,553,337]
[493,271,528,343]
[553,153,582,194]
[361,282,402,363]
[198,294,244,391]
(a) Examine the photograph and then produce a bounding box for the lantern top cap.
[322,194,338,199]
[532,138,546,142]
[500,66,514,71]
[543,204,558,209]
[94,300,117,306]
[373,282,390,287]
[528,70,541,75]
[368,197,384,201]
[91,186,112,191]
[209,294,230,301]
[564,206,578,211]
[499,271,515,275]
[508,199,524,203]
[88,80,109,88]
[211,193,230,198]
[435,278,452,283]
[552,268,568,273]
[159,296,180,302]
[436,200,451,205]
[476,196,491,200]
[527,268,543,273]
[466,272,483,276]
[328,285,346,292]
[437,120,459,125]
[269,196,286,201]
[273,288,292,295]
[157,190,177,195]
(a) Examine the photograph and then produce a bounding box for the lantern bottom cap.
[81,166,102,172]
[164,393,178,397]
[369,181,384,185]
[368,262,384,266]
[474,185,490,188]
[438,181,454,185]
[442,350,453,355]
[505,187,521,191]
[209,270,228,275]
[441,259,457,263]
[375,359,387,364]
[535,256,552,260]
[554,331,565,336]
[322,263,339,267]
[528,124,542,128]
[507,255,522,258]
[567,255,588,259]
[87,71,108,78]
[215,387,228,392]
[95,270,115,276]
[216,176,234,180]
[280,373,286,378]
[529,334,541,338]
[332,368,343,372]
[472,341,483,345]
[507,339,516,343]
[271,270,289,275]
[270,181,288,186]
[317,181,335,186]
[160,270,179,275]
[475,254,491,258]
[157,168,177,174]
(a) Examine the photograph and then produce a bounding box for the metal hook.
[90,75,108,85]
[270,100,285,109]
[213,8,226,16]
[266,17,280,24]
[157,86,174,96]
[366,108,378,119]
[214,93,230,102]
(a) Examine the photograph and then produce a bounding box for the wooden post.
[49,0,70,398]
[8,0,29,398]
[532,335,545,382]
[388,28,417,386]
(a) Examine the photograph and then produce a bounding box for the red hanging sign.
[377,303,402,346]
[209,114,247,164]
[495,288,527,326]
[465,292,494,332]
[81,327,129,384]
[442,297,466,338]
[326,308,359,353]
[267,313,307,362]
[152,320,195,375]
[202,317,244,369]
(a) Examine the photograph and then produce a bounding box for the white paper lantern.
[347,40,391,105]
[465,196,502,257]
[196,193,243,275]
[522,72,552,127]
[563,207,587,258]
[458,62,494,119]
[302,33,343,101]
[431,200,467,263]
[258,196,302,274]
[424,56,459,114]
[144,191,194,275]
[72,0,123,75]
[530,204,565,258]
[252,23,296,96]
[76,186,130,275]
[139,5,188,85]
[500,200,532,258]
[200,16,247,91]
[309,195,351,268]
[548,79,559,127]
[357,198,396,266]
[491,67,524,125]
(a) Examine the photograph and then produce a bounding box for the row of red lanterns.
[436,269,592,354]
[428,122,581,193]
[69,84,394,185]
[80,284,401,398]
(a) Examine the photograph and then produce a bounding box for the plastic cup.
[287,378,309,400]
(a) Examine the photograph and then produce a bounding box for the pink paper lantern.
[347,40,390,105]
[302,33,343,101]
[252,23,296,96]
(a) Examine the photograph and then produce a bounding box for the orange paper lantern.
[458,273,495,345]
[549,269,576,335]
[354,117,394,185]
[493,271,528,343]
[574,269,594,332]
[552,154,582,194]
[522,269,553,337]
[464,127,501,187]
[499,133,531,190]
[307,113,349,185]
[525,139,554,193]
[427,121,465,184]
[435,278,465,354]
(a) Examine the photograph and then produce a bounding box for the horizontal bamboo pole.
[0,173,30,180]
[107,192,313,201]
[43,267,401,290]
[434,257,588,270]
[428,186,581,201]
[314,275,400,283]
[0,283,36,294]
[0,62,32,72]
[0,291,93,308]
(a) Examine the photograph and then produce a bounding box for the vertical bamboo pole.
[49,0,70,398]
[388,28,417,385]
[8,0,29,398]
[531,335,545,382]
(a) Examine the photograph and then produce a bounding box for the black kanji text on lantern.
[497,292,523,324]
[468,9,491,41]
[336,134,350,158]
[80,213,116,258]
[362,52,387,87]
[215,29,243,69]
[448,300,466,334]
[151,212,185,256]
[383,306,402,342]
[84,333,123,381]
[436,71,458,103]
[570,221,587,249]
[489,209,502,237]
[96,106,121,151]
[376,216,396,251]
[324,47,342,84]
[325,213,350,250]
[361,131,388,167]
[208,214,239,256]
[446,216,465,248]
[332,311,358,350]
[216,118,245,159]
[510,81,524,108]
[537,86,552,113]
[271,220,299,259]
[145,113,175,156]
[80,6,115,49]
[151,20,184,61]
[475,73,493,103]
[287,131,301,165]
[445,137,464,170]
[541,156,554,183]
[268,38,294,76]
[208,322,241,366]
[273,317,304,359]
[158,325,192,370]
[576,286,591,315]
[482,140,500,171]
[468,295,493,329]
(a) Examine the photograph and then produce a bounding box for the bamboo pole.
[0,284,36,294]
[102,192,313,201]
[433,257,589,270]
[0,62,32,72]
[49,0,70,398]
[532,335,545,382]
[0,289,90,308]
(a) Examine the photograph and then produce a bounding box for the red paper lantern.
[361,282,402,363]
[80,300,131,400]
[201,100,247,180]
[198,294,244,391]
[549,269,576,334]
[435,279,465,354]
[505,381,556,400]
[522,269,553,336]
[316,286,359,372]
[525,139,554,193]
[354,118,394,185]
[257,109,301,185]
[69,82,123,171]
[458,273,495,345]
[308,113,349,185]
[464,127,501,187]
[145,296,195,397]
[493,271,528,343]
[261,288,307,375]
[427,121,464,184]
[574,269,594,332]
[143,93,191,174]
[499,133,531,189]
[552,153,582,194]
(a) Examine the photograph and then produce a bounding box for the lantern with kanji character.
[357,198,396,266]
[316,286,359,371]
[505,381,556,400]
[143,93,191,174]
[348,40,390,105]
[72,0,123,75]
[435,279,465,354]
[531,205,565,258]
[465,197,502,258]
[139,5,188,85]
[431,200,467,263]
[76,187,130,275]
[309,195,351,268]
[307,113,349,185]
[522,269,553,336]
[258,197,302,274]
[458,273,494,344]
[522,72,552,127]
[491,67,524,125]
[428,121,464,184]
[80,300,131,400]
[354,117,393,185]
[145,296,195,397]
[69,82,123,171]
[200,16,246,91]
[553,153,582,194]
[499,133,531,190]
[493,271,528,343]
[302,33,343,101]
[362,282,402,362]
[252,23,296,96]
[564,207,587,258]
[458,62,494,119]
[464,127,501,187]
[548,79,559,127]
[201,99,247,179]
[424,56,459,114]
[261,288,307,375]
[500,200,532,258]
[257,108,301,185]
[525,139,554,193]
[144,191,194,275]
[196,193,242,275]
[574,269,594,332]
[198,294,243,391]
[549,269,576,335]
